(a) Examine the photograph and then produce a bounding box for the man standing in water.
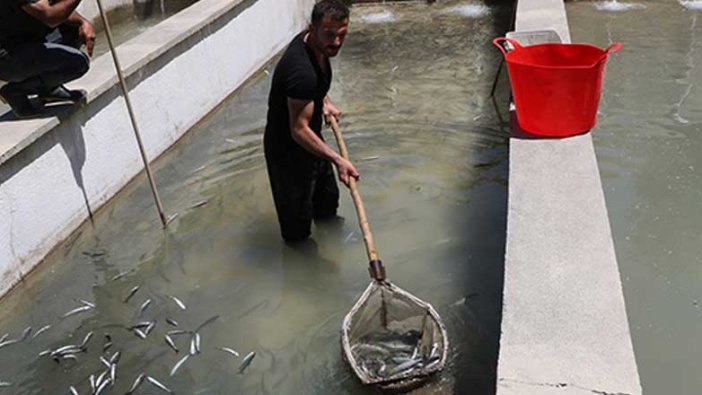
[264,0,359,244]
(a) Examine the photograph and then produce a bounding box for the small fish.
[170,295,186,310]
[126,373,145,394]
[0,339,18,349]
[109,351,121,364]
[38,349,52,357]
[133,328,147,339]
[89,374,95,393]
[82,250,106,258]
[18,326,32,342]
[429,343,439,359]
[129,321,152,330]
[218,347,239,357]
[80,331,93,349]
[138,299,152,315]
[110,363,116,386]
[110,270,132,281]
[79,299,95,308]
[167,329,189,336]
[0,381,11,387]
[146,376,174,393]
[188,200,208,210]
[123,286,140,303]
[95,371,108,389]
[170,354,189,376]
[31,325,51,340]
[69,386,79,395]
[62,305,92,318]
[103,333,113,352]
[99,356,111,368]
[95,377,111,395]
[389,358,422,376]
[166,213,179,224]
[189,336,197,355]
[0,333,8,342]
[164,335,179,353]
[423,355,441,370]
[166,317,179,327]
[144,321,156,336]
[238,351,256,373]
[51,344,82,356]
[194,332,201,353]
[361,155,380,161]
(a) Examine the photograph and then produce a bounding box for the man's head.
[308,0,349,58]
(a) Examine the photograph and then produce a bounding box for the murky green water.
[568,1,702,394]
[0,2,511,394]
[92,0,198,58]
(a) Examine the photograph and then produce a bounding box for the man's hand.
[78,19,96,56]
[334,157,360,188]
[323,98,341,125]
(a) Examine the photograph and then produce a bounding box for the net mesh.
[341,281,448,389]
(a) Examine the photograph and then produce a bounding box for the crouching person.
[0,0,95,118]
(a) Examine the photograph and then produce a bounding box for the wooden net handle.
[329,117,385,281]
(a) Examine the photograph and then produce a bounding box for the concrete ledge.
[496,0,641,394]
[0,0,315,296]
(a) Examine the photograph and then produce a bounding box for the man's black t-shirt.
[0,0,51,47]
[264,31,331,167]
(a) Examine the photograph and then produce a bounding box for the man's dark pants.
[265,155,340,243]
[0,28,89,96]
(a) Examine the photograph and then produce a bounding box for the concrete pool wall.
[496,0,642,393]
[0,0,315,297]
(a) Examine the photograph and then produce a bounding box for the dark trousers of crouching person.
[0,25,90,117]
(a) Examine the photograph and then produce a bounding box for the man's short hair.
[311,0,350,26]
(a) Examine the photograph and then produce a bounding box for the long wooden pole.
[95,0,169,227]
[329,118,385,282]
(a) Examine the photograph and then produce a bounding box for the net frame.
[341,281,449,390]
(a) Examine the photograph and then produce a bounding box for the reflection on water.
[569,1,702,394]
[593,0,646,12]
[0,1,511,394]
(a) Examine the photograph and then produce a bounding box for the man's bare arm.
[288,97,359,186]
[22,0,83,28]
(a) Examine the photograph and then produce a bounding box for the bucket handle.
[492,37,522,56]
[605,42,623,55]
[594,42,623,66]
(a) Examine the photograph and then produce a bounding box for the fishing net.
[341,281,448,391]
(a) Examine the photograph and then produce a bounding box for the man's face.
[310,16,349,57]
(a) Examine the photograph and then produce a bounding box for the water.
[568,1,702,393]
[593,0,646,12]
[0,1,511,394]
[444,4,491,18]
[92,0,199,58]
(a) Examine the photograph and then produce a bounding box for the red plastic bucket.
[493,37,622,137]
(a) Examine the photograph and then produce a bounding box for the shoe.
[38,85,86,104]
[0,84,40,119]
